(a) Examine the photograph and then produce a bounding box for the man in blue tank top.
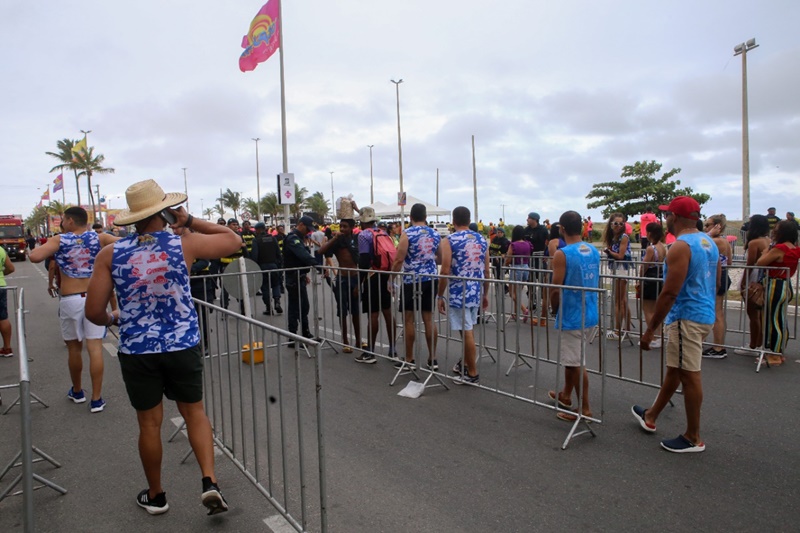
[29,206,118,413]
[392,203,442,370]
[85,180,242,515]
[548,211,599,421]
[632,196,720,454]
[436,206,490,384]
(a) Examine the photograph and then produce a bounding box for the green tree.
[586,160,710,220]
[261,192,279,224]
[202,207,216,220]
[242,198,260,222]
[25,206,48,235]
[291,184,309,219]
[304,191,330,218]
[46,139,82,206]
[74,146,115,222]
[217,189,242,220]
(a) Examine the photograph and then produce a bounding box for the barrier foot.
[1,389,48,415]
[0,451,22,481]
[32,472,67,495]
[560,415,597,450]
[168,419,187,442]
[180,446,195,464]
[480,346,497,363]
[420,369,450,391]
[316,338,338,357]
[31,446,61,469]
[505,353,533,376]
[389,362,420,386]
[588,326,600,345]
[755,350,769,373]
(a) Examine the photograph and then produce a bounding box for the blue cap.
[468,223,478,231]
[528,212,540,221]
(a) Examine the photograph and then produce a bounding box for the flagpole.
[278,0,291,226]
[61,176,66,205]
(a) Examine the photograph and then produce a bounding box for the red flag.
[239,0,280,72]
[53,173,64,192]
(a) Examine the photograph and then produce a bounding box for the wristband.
[106,313,117,327]
[185,214,194,228]
[436,295,445,301]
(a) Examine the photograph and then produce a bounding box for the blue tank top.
[111,232,199,354]
[664,232,718,326]
[556,242,600,330]
[403,225,441,284]
[55,231,101,278]
[447,230,487,308]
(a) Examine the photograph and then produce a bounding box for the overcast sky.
[2,0,798,225]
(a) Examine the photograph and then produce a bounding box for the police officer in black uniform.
[282,216,318,341]
[250,222,283,315]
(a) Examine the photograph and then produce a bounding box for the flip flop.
[557,410,592,423]
[342,346,353,353]
[548,390,572,409]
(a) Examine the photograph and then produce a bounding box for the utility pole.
[252,138,261,220]
[182,167,188,214]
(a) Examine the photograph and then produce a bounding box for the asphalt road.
[1,258,798,532]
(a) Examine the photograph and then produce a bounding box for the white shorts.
[557,328,592,367]
[59,294,106,342]
[448,306,479,331]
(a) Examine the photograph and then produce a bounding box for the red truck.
[0,215,26,261]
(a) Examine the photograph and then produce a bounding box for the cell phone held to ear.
[161,209,177,224]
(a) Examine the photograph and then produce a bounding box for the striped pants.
[764,278,793,354]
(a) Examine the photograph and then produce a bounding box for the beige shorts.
[558,328,592,367]
[59,294,106,342]
[665,320,712,372]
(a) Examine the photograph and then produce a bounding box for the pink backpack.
[371,228,397,271]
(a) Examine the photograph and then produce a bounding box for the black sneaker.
[354,353,376,364]
[201,477,229,515]
[702,348,728,359]
[427,359,439,371]
[453,373,480,385]
[452,360,464,374]
[137,489,169,515]
[394,359,415,369]
[274,302,283,314]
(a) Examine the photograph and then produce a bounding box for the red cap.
[659,196,701,221]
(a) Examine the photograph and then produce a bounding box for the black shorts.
[642,279,662,301]
[717,271,732,296]
[361,272,391,313]
[399,279,438,313]
[0,288,8,321]
[118,344,204,411]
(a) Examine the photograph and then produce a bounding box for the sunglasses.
[611,222,624,227]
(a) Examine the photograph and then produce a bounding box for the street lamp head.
[746,38,756,48]
[734,43,744,53]
[390,79,403,85]
[252,137,260,142]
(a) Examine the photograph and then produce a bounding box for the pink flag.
[239,0,280,72]
[53,173,64,192]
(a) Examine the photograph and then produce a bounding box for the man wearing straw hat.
[85,179,241,515]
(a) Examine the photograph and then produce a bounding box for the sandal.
[342,346,353,354]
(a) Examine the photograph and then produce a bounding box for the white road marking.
[103,342,117,357]
[263,515,296,533]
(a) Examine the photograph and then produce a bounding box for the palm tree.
[25,206,48,236]
[242,198,260,222]
[202,207,216,220]
[304,192,330,218]
[261,192,279,224]
[214,205,226,220]
[217,189,242,220]
[291,184,309,219]
[74,146,114,223]
[46,139,81,206]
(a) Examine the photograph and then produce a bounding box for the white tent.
[359,195,450,219]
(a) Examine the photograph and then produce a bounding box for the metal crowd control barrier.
[179,261,328,533]
[0,288,66,533]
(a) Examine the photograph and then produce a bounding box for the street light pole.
[182,167,188,214]
[391,79,405,227]
[252,138,261,221]
[500,203,506,221]
[734,38,759,223]
[367,145,375,204]
[329,171,335,222]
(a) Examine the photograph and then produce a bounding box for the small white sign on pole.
[278,173,295,204]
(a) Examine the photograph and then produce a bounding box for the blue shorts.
[509,268,529,283]
[448,306,479,331]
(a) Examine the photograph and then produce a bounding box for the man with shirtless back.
[319,218,362,352]
[29,206,118,412]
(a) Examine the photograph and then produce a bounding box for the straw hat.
[113,179,187,226]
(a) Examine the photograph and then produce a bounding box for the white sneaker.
[650,338,662,349]
[733,345,754,355]
[606,331,620,341]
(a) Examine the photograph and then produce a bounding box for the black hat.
[227,218,239,225]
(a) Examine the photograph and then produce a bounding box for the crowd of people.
[0,184,797,520]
